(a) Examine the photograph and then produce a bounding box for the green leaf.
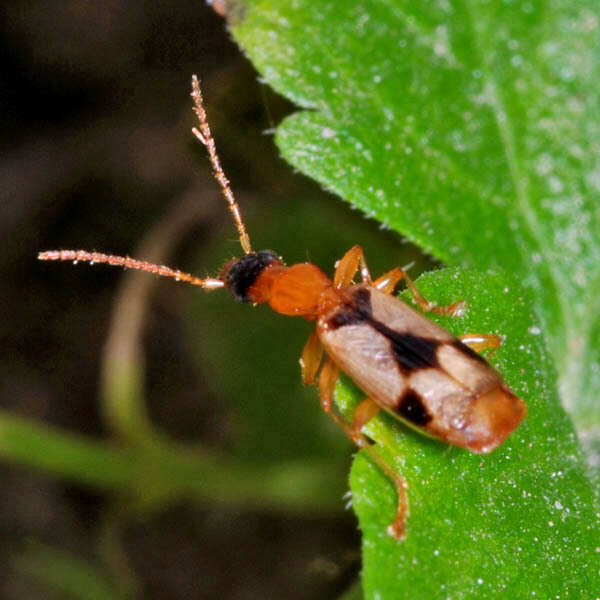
[231,0,600,467]
[229,1,600,596]
[340,269,598,598]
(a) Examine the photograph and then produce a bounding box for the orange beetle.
[39,76,526,539]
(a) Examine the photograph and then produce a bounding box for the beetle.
[39,75,526,539]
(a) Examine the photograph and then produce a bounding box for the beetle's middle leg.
[300,329,324,385]
[373,267,465,316]
[318,359,409,540]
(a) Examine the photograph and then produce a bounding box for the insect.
[39,75,527,539]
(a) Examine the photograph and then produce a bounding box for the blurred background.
[1,1,429,598]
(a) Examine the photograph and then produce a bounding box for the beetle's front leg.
[333,245,372,289]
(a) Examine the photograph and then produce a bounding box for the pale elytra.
[39,75,526,539]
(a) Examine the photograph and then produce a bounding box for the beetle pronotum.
[39,75,526,539]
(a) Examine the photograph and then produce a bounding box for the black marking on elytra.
[328,310,365,328]
[328,287,442,372]
[372,321,441,372]
[225,250,280,302]
[452,339,490,365]
[352,288,373,313]
[327,287,373,328]
[397,390,432,426]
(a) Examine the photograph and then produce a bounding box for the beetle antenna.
[37,75,247,287]
[190,75,252,255]
[37,250,225,290]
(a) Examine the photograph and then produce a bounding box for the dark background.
[1,2,426,598]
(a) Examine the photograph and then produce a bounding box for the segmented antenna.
[37,75,253,288]
[38,250,225,289]
[190,74,252,254]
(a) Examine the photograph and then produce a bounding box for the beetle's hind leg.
[373,267,465,316]
[459,333,502,358]
[351,397,409,538]
[318,359,409,540]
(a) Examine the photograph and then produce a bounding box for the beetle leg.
[373,267,465,316]
[459,333,502,358]
[361,446,410,540]
[318,359,344,416]
[333,245,372,288]
[351,397,409,539]
[402,270,466,316]
[373,267,405,295]
[318,360,372,447]
[351,397,381,439]
[300,329,324,385]
[318,363,409,540]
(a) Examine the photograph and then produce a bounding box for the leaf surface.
[232,0,600,454]
[230,1,600,596]
[340,269,598,598]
